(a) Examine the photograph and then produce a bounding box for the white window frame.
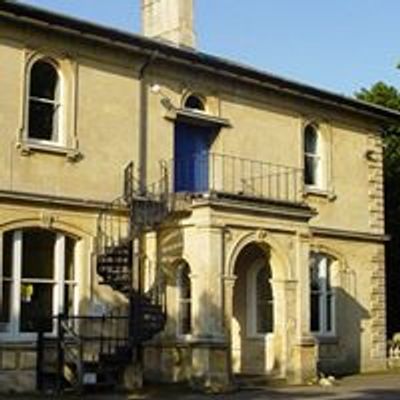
[0,229,78,341]
[176,262,192,338]
[304,124,325,190]
[246,258,274,339]
[310,253,336,337]
[25,57,65,147]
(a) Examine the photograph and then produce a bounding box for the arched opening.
[176,261,192,336]
[310,251,336,336]
[28,59,61,142]
[253,260,273,335]
[232,242,275,375]
[184,94,205,112]
[304,123,321,187]
[0,228,78,336]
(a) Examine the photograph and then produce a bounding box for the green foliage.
[356,81,400,135]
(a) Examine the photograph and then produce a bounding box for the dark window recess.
[28,60,60,142]
[0,232,13,325]
[178,263,192,335]
[184,95,205,111]
[304,124,319,186]
[256,263,274,334]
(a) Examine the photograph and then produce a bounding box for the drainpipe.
[135,50,158,297]
[129,51,158,390]
[138,51,158,195]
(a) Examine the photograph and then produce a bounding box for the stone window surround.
[301,119,335,199]
[176,261,192,339]
[310,252,337,338]
[16,50,80,162]
[0,229,78,342]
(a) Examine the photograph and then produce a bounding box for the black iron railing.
[37,313,131,393]
[96,197,129,254]
[163,152,304,204]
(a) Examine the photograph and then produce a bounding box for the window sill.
[176,334,194,344]
[313,334,339,344]
[304,187,336,202]
[0,333,38,344]
[16,140,82,162]
[246,333,274,341]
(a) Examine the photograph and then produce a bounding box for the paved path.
[3,373,400,399]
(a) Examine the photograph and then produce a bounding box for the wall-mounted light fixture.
[150,84,176,111]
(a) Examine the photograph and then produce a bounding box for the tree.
[356,79,400,337]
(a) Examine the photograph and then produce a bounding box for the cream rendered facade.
[0,1,395,393]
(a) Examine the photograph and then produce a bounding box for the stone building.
[0,0,399,393]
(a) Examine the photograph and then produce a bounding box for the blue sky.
[20,0,400,96]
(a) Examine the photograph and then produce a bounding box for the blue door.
[174,123,213,192]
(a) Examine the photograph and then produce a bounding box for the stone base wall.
[0,345,37,393]
[144,340,231,393]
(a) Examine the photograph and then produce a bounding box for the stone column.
[271,279,297,379]
[222,275,236,380]
[187,223,231,392]
[289,232,317,384]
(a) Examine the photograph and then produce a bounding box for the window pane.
[304,125,317,154]
[65,237,75,281]
[325,261,332,290]
[28,100,56,141]
[3,231,13,278]
[305,156,318,185]
[265,302,274,333]
[178,263,191,335]
[326,293,333,332]
[179,302,191,335]
[22,229,56,279]
[20,282,53,332]
[30,61,58,100]
[256,267,273,334]
[310,261,320,291]
[311,293,320,332]
[64,284,75,317]
[0,281,11,324]
[184,95,205,111]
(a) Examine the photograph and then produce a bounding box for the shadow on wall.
[318,287,370,377]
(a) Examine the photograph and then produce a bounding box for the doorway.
[231,242,275,374]
[174,122,216,193]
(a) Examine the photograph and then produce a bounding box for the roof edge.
[1,0,400,124]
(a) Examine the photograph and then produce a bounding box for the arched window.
[310,252,335,335]
[184,94,205,112]
[0,228,77,336]
[177,262,191,336]
[304,124,321,187]
[248,258,274,336]
[28,59,61,142]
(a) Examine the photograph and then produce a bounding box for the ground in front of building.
[1,372,400,400]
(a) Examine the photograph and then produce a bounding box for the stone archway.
[231,242,274,374]
[226,231,293,378]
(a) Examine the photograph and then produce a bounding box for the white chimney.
[141,0,196,48]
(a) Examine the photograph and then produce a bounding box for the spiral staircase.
[37,162,168,394]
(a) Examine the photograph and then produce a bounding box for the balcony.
[163,152,304,206]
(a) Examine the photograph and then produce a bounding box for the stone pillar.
[222,275,236,380]
[186,223,231,392]
[271,279,297,379]
[289,232,317,384]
